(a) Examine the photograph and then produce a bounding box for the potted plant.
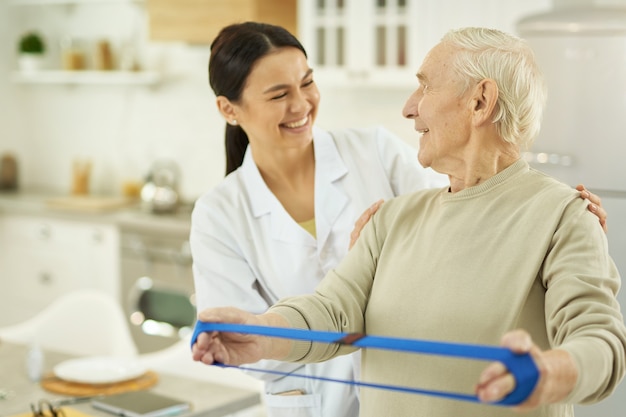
[18,32,46,71]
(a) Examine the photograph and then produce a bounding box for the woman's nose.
[289,90,311,113]
[402,90,421,119]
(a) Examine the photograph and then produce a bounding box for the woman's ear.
[472,79,498,126]
[216,96,238,125]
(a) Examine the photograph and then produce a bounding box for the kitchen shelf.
[12,70,161,85]
[10,0,142,5]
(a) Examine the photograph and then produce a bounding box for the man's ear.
[216,96,237,124]
[472,78,498,126]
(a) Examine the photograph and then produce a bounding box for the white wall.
[0,1,23,164]
[0,0,553,202]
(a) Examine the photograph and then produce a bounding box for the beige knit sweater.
[270,159,626,417]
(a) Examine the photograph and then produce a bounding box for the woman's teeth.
[284,117,308,128]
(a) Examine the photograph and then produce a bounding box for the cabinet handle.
[38,224,51,240]
[177,241,193,265]
[346,70,369,79]
[91,229,103,243]
[38,272,52,285]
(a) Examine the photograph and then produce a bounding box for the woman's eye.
[271,92,287,100]
[303,79,314,87]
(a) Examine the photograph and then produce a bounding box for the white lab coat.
[190,126,446,417]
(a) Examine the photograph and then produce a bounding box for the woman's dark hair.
[209,22,307,175]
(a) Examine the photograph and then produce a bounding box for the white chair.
[0,289,138,357]
[138,333,266,417]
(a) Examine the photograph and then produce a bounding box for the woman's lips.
[282,116,308,128]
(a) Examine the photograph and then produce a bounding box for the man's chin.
[417,154,431,170]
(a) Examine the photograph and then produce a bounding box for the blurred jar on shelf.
[121,179,143,198]
[61,36,86,71]
[0,153,18,190]
[94,39,115,71]
[71,158,92,195]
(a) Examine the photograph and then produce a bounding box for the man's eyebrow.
[416,72,428,83]
[263,69,314,94]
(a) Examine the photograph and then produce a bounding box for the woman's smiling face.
[229,46,320,152]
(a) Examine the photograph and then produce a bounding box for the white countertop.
[0,341,261,417]
[0,189,193,237]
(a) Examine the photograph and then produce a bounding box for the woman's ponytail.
[224,123,249,175]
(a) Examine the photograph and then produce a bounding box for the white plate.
[53,356,146,384]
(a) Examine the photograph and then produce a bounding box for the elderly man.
[192,27,626,417]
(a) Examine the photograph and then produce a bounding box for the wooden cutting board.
[40,370,158,396]
[9,407,93,417]
[45,196,138,212]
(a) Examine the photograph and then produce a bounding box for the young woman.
[190,22,607,417]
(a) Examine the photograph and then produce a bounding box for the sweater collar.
[442,159,528,200]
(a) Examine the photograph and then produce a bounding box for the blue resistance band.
[191,321,539,406]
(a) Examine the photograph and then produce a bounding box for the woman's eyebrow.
[262,69,314,94]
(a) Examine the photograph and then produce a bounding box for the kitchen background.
[0,0,625,416]
[0,0,557,199]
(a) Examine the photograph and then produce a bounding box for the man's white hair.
[442,27,546,150]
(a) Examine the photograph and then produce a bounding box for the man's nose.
[402,90,421,119]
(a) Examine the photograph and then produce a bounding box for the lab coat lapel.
[313,128,349,249]
[240,149,316,246]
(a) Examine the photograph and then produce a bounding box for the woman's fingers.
[576,184,607,232]
[349,199,384,249]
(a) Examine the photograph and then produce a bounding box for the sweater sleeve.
[541,197,626,403]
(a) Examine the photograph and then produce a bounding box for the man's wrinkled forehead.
[417,42,457,83]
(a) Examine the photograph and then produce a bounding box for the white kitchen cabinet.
[0,214,120,326]
[298,0,425,87]
[298,0,553,88]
